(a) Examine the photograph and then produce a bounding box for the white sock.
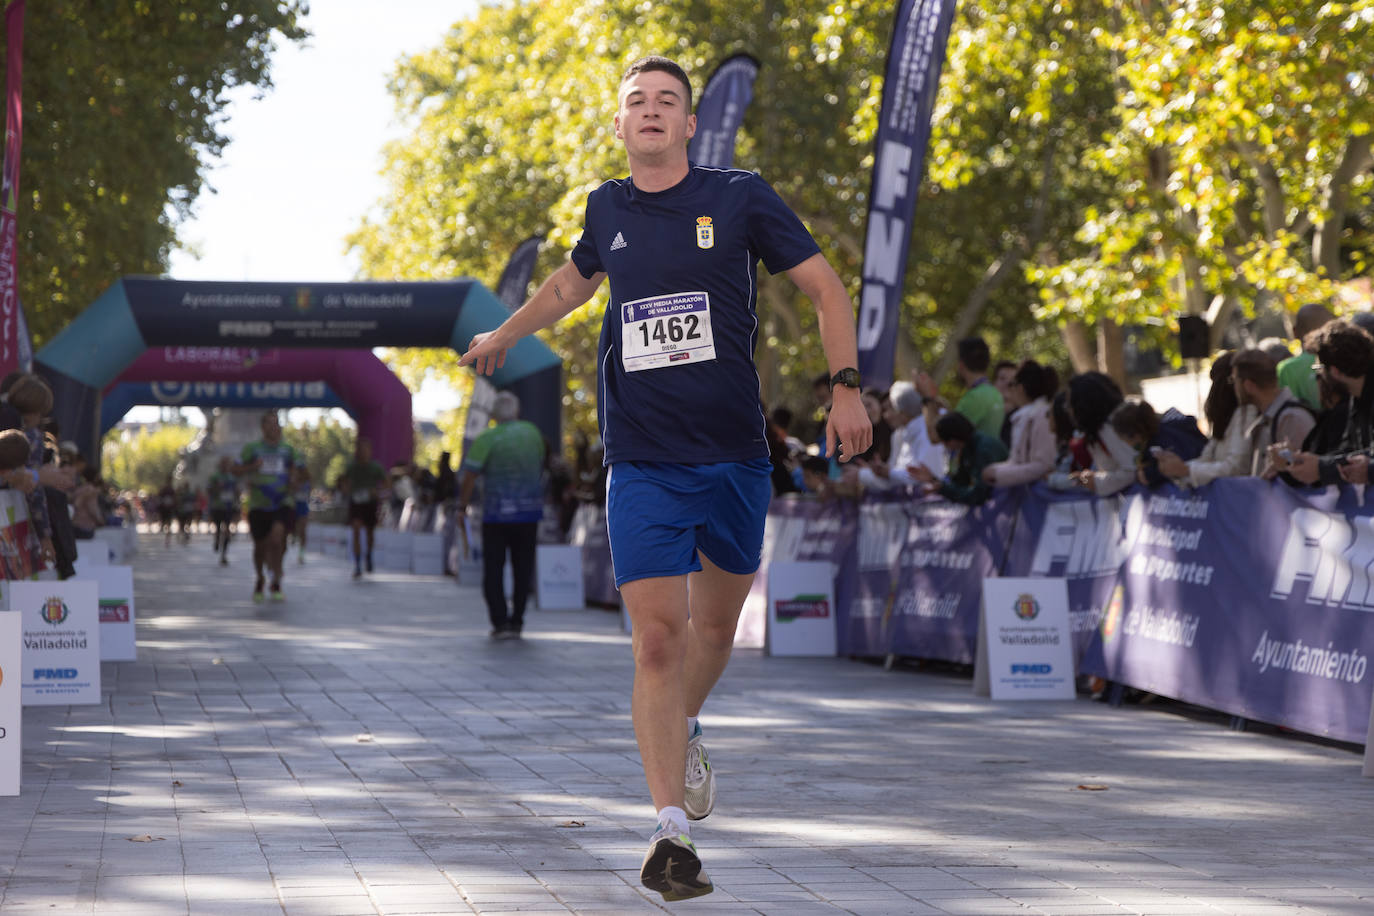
[657,806,689,834]
[686,716,700,736]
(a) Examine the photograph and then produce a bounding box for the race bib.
[351,488,373,504]
[620,291,716,373]
[258,453,286,475]
[220,486,236,503]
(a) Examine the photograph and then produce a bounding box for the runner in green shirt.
[233,412,299,603]
[340,438,388,580]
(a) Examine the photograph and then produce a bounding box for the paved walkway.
[2,532,1374,915]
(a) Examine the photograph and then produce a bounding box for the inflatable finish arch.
[36,277,562,465]
[102,380,347,432]
[103,348,411,469]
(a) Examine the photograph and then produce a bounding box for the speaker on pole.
[1178,315,1210,360]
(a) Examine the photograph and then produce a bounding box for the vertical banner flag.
[494,236,543,311]
[0,0,26,377]
[687,53,760,169]
[464,236,545,462]
[857,0,958,385]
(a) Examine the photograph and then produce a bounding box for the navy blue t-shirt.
[571,165,820,464]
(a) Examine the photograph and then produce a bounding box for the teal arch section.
[37,280,146,388]
[35,276,564,468]
[452,281,562,386]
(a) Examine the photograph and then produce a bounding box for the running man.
[291,465,311,565]
[157,478,176,546]
[460,56,871,902]
[339,438,387,580]
[233,411,299,603]
[176,483,197,545]
[207,456,240,565]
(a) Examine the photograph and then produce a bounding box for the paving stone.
[1,532,1372,916]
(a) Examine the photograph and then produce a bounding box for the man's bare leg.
[684,552,756,717]
[620,574,691,812]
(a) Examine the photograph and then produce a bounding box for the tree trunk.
[1314,134,1374,278]
[1097,320,1126,388]
[1061,319,1096,373]
[931,249,1027,382]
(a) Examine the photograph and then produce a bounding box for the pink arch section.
[110,348,414,469]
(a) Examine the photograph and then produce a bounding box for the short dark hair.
[801,455,829,476]
[1294,303,1336,340]
[1109,397,1160,442]
[1013,360,1059,402]
[620,56,693,109]
[935,411,975,444]
[1232,349,1278,389]
[1308,320,1374,379]
[956,337,991,373]
[993,360,1017,377]
[1066,371,1124,439]
[0,428,30,471]
[6,375,52,418]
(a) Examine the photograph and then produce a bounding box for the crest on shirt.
[696,216,714,249]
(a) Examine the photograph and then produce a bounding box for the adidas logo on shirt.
[610,231,627,251]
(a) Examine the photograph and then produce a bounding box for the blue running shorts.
[606,459,773,587]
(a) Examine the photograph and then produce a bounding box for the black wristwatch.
[830,367,861,391]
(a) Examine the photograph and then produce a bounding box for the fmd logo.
[33,668,78,680]
[1272,507,1374,611]
[1011,664,1052,675]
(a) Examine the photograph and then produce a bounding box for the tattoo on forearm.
[554,285,564,302]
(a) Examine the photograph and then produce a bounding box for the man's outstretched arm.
[786,252,873,462]
[460,261,606,375]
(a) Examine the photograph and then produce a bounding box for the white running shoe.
[640,820,712,902]
[683,722,716,821]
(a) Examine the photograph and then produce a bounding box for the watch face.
[833,368,861,389]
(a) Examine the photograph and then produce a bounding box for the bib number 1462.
[638,314,701,347]
[620,291,716,373]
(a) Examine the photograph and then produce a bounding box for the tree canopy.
[6,0,307,343]
[353,0,1373,447]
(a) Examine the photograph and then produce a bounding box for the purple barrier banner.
[1003,485,1126,664]
[850,491,1020,663]
[752,496,859,653]
[568,503,618,608]
[1079,478,1374,744]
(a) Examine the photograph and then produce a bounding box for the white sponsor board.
[76,541,112,568]
[536,545,584,610]
[0,611,20,795]
[978,578,1075,701]
[375,529,413,572]
[767,562,837,657]
[88,566,137,662]
[412,533,445,576]
[14,580,102,706]
[94,526,135,562]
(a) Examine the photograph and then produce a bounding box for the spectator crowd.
[761,302,1374,509]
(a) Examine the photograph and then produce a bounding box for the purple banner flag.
[856,0,958,385]
[494,235,543,311]
[0,0,26,376]
[687,53,760,169]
